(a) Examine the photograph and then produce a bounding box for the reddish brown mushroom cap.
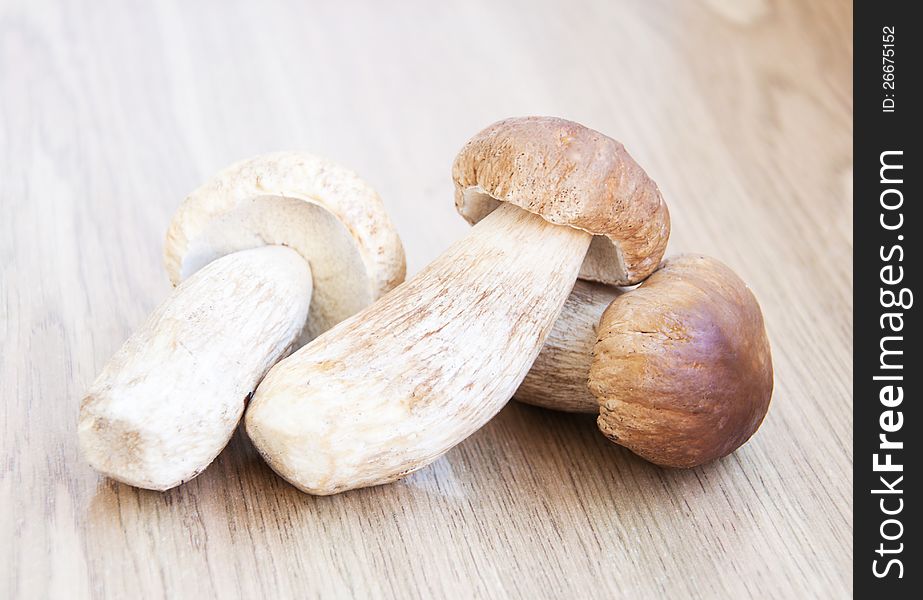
[452,116,670,286]
[589,254,773,467]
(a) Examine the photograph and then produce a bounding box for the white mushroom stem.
[246,203,592,494]
[79,246,312,491]
[515,280,622,413]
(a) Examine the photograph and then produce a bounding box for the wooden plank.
[0,0,852,597]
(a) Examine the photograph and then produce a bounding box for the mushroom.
[246,117,670,494]
[78,153,406,490]
[518,254,774,467]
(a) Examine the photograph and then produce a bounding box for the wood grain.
[0,0,852,598]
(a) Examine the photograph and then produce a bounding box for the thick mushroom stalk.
[517,254,774,468]
[80,246,311,490]
[246,117,669,494]
[78,153,405,490]
[515,280,621,413]
[247,203,590,493]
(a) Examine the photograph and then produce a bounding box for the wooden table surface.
[1,0,852,598]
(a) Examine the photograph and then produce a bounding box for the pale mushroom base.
[79,246,312,490]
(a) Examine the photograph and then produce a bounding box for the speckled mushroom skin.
[246,204,591,494]
[452,116,670,286]
[590,255,773,467]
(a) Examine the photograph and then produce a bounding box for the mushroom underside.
[457,187,628,286]
[172,196,377,346]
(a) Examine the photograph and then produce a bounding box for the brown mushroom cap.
[589,254,773,467]
[452,116,670,286]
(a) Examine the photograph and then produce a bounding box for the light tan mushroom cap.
[452,116,670,285]
[164,152,406,343]
[589,255,773,467]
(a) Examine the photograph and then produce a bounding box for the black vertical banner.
[854,1,919,596]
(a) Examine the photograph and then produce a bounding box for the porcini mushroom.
[79,153,405,490]
[518,254,773,467]
[246,117,670,494]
